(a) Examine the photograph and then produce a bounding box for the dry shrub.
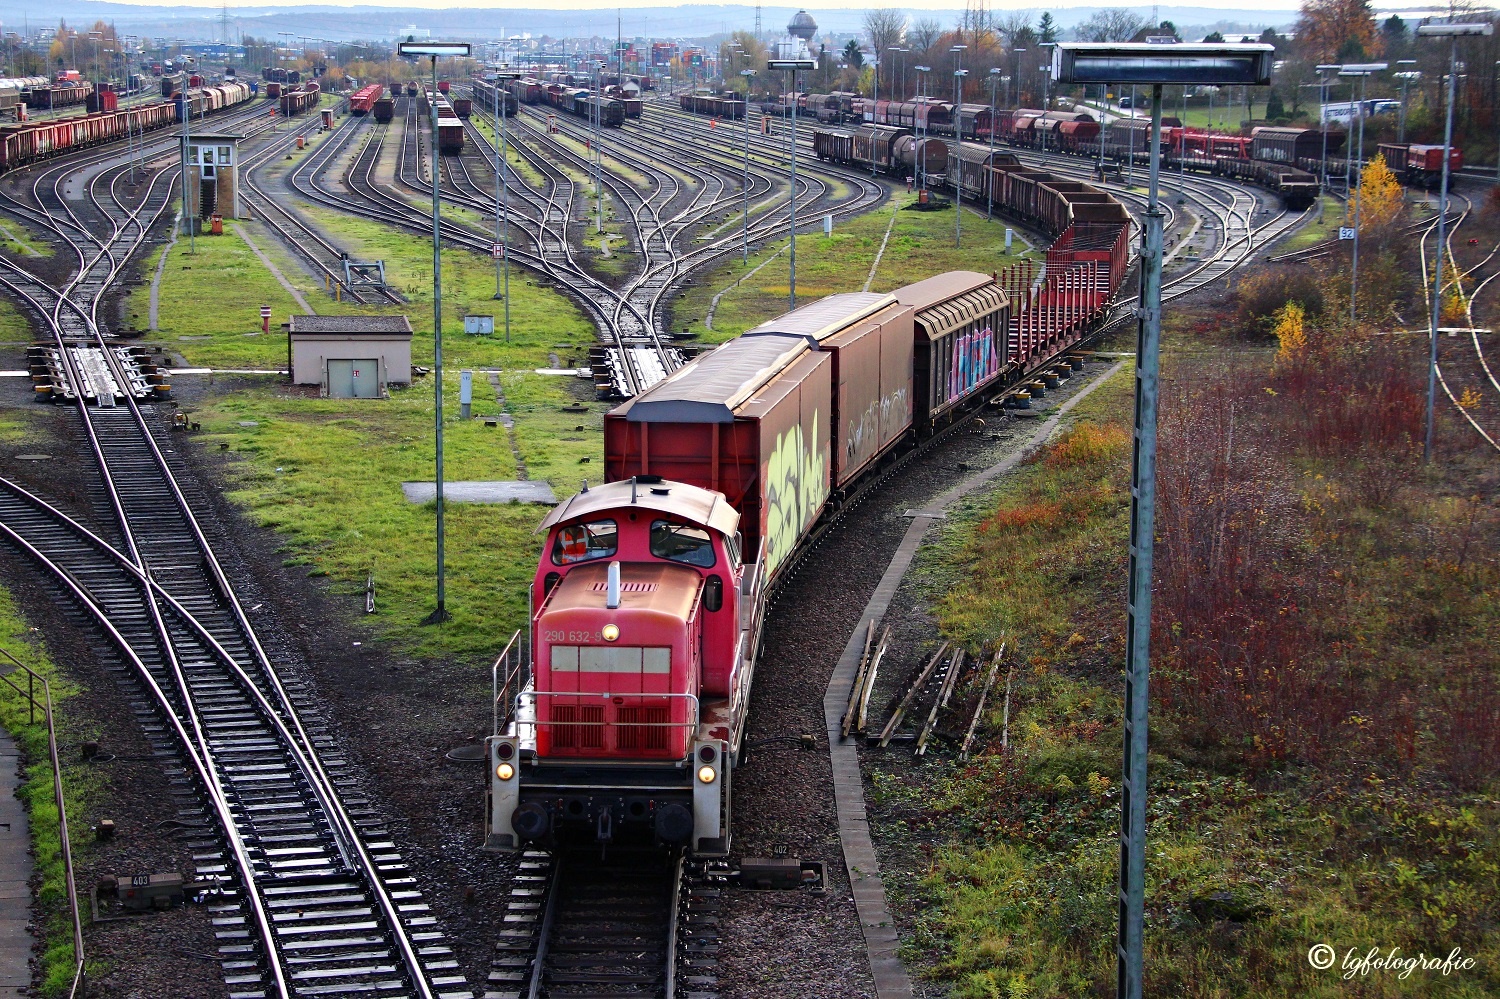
[1232,266,1325,337]
[1043,421,1128,469]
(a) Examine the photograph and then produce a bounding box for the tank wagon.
[812,124,949,178]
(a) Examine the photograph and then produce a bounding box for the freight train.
[469,77,521,116]
[680,92,745,120]
[544,84,624,127]
[277,82,320,117]
[372,96,394,123]
[23,78,94,110]
[0,82,254,171]
[501,77,542,105]
[419,87,466,154]
[483,161,1131,858]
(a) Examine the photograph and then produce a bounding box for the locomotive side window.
[551,519,618,565]
[649,520,716,568]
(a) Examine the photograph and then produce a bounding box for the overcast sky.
[94,0,1296,11]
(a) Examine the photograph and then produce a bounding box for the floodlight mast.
[399,40,473,625]
[1051,41,1273,999]
[767,51,817,309]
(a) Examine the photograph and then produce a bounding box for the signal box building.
[184,132,242,221]
[288,315,414,398]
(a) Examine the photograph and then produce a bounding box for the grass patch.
[291,204,594,370]
[883,345,1500,997]
[0,587,92,995]
[190,368,601,660]
[673,197,1030,344]
[0,217,52,258]
[1276,197,1352,254]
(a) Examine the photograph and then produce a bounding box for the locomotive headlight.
[496,763,515,781]
[697,765,717,784]
[602,624,620,642]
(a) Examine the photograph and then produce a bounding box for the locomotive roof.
[538,477,739,537]
[542,560,704,619]
[612,333,809,423]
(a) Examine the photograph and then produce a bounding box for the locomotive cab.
[485,476,761,857]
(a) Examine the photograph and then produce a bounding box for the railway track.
[487,848,720,999]
[0,106,472,998]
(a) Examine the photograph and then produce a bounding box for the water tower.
[787,10,817,44]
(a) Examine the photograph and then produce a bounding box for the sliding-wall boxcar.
[896,271,1010,424]
[605,331,833,580]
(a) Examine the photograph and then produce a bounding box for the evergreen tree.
[1203,31,1225,43]
[1266,90,1286,120]
[1037,12,1058,43]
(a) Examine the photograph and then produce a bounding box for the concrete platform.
[401,481,557,505]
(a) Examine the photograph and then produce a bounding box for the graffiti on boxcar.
[845,385,910,466]
[765,411,828,577]
[949,326,999,403]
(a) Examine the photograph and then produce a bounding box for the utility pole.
[951,44,967,248]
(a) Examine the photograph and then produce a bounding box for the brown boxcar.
[742,293,914,487]
[605,335,833,580]
[894,272,1010,424]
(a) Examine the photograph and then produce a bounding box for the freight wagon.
[470,77,520,116]
[372,97,394,123]
[278,84,320,117]
[348,83,384,115]
[159,73,185,98]
[502,77,542,105]
[812,124,949,178]
[679,92,746,120]
[545,86,624,127]
[1375,142,1463,188]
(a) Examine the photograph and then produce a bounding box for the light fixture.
[397,42,473,58]
[496,763,515,781]
[1051,42,1274,85]
[602,624,620,642]
[697,766,717,784]
[1416,22,1494,37]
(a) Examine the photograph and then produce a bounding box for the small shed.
[288,315,414,398]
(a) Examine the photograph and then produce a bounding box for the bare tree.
[1074,9,1149,42]
[864,8,907,93]
[995,10,1035,47]
[909,17,942,53]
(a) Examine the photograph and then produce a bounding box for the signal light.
[697,765,716,784]
[496,763,515,781]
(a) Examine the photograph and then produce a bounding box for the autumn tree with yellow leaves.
[1350,154,1405,236]
[1296,0,1382,62]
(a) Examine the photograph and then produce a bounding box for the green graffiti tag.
[764,410,827,577]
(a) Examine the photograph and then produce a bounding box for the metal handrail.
[490,630,524,736]
[0,646,85,998]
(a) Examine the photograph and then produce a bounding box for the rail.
[0,646,84,998]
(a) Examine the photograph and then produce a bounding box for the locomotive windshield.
[551,519,618,565]
[650,520,716,568]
